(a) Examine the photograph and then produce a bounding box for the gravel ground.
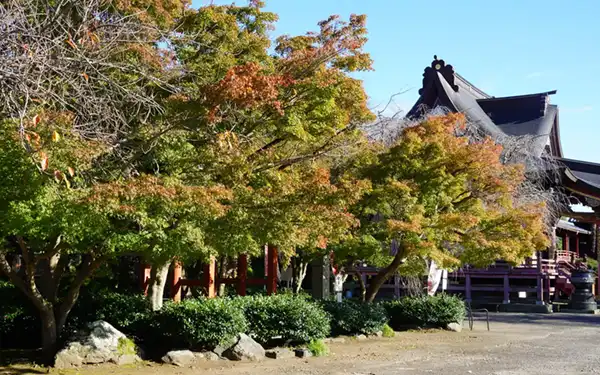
[4,312,600,375]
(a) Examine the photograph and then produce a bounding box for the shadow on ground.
[471,311,600,328]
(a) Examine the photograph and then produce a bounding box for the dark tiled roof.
[406,57,557,156]
[559,158,600,190]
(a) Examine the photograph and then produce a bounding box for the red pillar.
[564,233,570,251]
[140,263,151,296]
[575,233,580,257]
[267,245,278,295]
[237,254,248,296]
[203,256,216,298]
[171,261,182,302]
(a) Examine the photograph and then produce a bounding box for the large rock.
[446,322,463,333]
[54,321,141,368]
[222,334,265,361]
[162,350,196,367]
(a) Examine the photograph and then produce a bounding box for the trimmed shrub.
[153,298,247,350]
[237,294,330,346]
[67,290,152,337]
[307,339,329,357]
[321,300,388,336]
[382,294,466,329]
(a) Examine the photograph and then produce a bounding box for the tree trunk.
[356,272,366,302]
[293,258,308,293]
[148,261,171,311]
[40,307,58,362]
[218,256,227,297]
[365,248,405,303]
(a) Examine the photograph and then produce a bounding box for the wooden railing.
[556,250,577,264]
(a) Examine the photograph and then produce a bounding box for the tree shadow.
[0,365,47,375]
[472,311,600,328]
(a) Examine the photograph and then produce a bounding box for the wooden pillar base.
[267,245,278,295]
[204,256,216,298]
[171,261,182,302]
[140,263,152,296]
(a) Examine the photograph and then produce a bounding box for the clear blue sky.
[192,0,600,162]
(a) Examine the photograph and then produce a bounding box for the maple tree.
[336,114,549,302]
[120,3,376,299]
[0,0,378,351]
[0,0,187,357]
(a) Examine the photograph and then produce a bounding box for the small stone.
[162,350,196,367]
[114,354,139,366]
[265,348,295,359]
[355,334,367,341]
[446,322,463,333]
[195,352,222,361]
[222,333,265,361]
[213,336,238,357]
[294,348,312,358]
[368,331,383,338]
[324,337,346,344]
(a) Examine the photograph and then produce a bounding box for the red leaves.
[206,63,294,122]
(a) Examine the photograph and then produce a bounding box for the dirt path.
[4,313,600,375]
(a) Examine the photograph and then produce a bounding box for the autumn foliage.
[0,0,551,356]
[340,113,549,301]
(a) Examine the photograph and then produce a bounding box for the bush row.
[0,285,466,350]
[382,294,466,330]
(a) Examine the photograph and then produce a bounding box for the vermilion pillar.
[267,245,278,295]
[203,256,216,298]
[237,254,248,296]
[140,263,152,296]
[171,261,182,302]
[575,233,580,257]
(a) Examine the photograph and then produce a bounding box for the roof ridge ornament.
[419,55,459,95]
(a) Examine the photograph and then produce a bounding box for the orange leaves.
[206,62,294,122]
[32,114,41,127]
[87,175,233,219]
[68,167,75,177]
[66,38,77,50]
[40,152,48,171]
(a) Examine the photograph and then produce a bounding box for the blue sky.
[192,0,600,162]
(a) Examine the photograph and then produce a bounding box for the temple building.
[358,56,600,308]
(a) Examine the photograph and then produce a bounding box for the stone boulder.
[54,321,141,368]
[194,351,222,361]
[265,348,295,359]
[222,333,265,361]
[446,322,463,333]
[162,350,196,367]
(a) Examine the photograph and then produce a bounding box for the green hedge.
[153,298,248,350]
[237,294,330,346]
[382,294,465,329]
[321,300,388,336]
[67,290,152,338]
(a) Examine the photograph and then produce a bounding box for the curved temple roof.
[406,56,559,157]
[407,56,600,210]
